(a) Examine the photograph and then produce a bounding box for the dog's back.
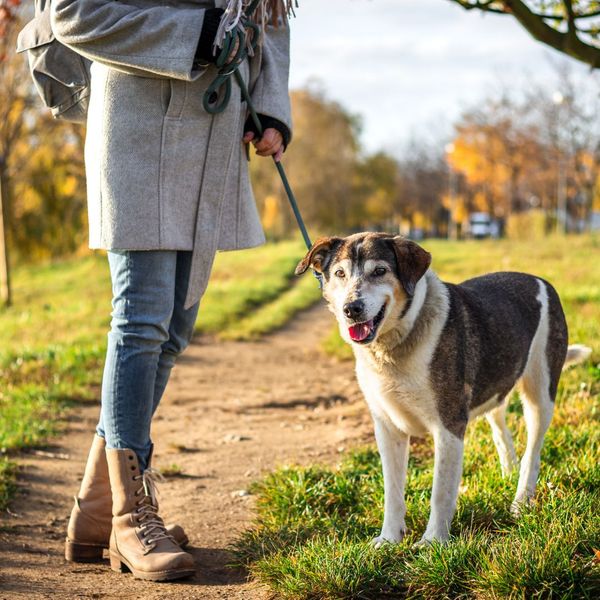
[431,272,568,437]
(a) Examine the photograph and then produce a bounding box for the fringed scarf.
[214,0,297,51]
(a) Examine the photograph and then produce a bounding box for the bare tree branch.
[448,0,600,68]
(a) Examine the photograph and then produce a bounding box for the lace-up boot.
[106,448,195,581]
[65,435,188,562]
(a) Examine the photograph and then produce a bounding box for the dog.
[295,232,591,545]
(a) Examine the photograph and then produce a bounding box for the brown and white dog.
[296,232,591,545]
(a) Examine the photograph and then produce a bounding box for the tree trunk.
[0,162,11,307]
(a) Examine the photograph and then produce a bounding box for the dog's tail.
[563,344,592,370]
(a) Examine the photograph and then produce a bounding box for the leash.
[202,1,322,285]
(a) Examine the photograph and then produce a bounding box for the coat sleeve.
[249,22,292,139]
[50,0,207,81]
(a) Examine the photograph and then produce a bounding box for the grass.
[219,272,321,340]
[199,239,320,339]
[0,239,317,510]
[0,254,112,458]
[0,458,17,512]
[235,234,600,599]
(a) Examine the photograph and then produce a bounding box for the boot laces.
[133,468,175,549]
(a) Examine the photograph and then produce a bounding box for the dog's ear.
[295,237,342,275]
[388,237,431,296]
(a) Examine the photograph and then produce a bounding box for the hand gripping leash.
[202,1,321,285]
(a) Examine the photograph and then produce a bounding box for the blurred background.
[1,1,600,292]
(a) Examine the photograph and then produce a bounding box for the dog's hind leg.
[512,280,556,514]
[512,381,554,514]
[486,400,517,477]
[371,416,409,547]
[420,426,464,544]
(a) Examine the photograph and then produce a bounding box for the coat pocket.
[16,7,91,123]
[158,117,207,246]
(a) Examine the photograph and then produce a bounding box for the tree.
[11,116,87,260]
[250,84,362,237]
[0,0,24,306]
[397,140,448,237]
[0,2,87,280]
[526,64,600,230]
[448,1,600,69]
[352,152,402,231]
[448,94,542,220]
[446,67,600,234]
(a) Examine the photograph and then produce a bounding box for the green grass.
[219,272,321,340]
[0,458,17,511]
[199,239,318,338]
[235,234,600,599]
[0,239,317,510]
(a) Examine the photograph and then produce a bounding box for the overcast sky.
[288,0,592,155]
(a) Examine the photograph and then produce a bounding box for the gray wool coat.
[50,0,292,309]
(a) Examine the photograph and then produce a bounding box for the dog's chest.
[355,356,439,436]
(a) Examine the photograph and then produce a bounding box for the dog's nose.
[343,300,365,320]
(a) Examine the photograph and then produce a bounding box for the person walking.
[49,0,293,581]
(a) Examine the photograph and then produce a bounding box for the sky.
[288,0,592,155]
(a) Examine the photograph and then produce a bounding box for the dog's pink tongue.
[348,320,373,342]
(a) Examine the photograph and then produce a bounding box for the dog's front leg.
[371,416,409,548]
[421,426,464,544]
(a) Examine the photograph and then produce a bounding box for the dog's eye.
[334,269,345,278]
[373,267,387,277]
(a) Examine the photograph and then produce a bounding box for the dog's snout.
[343,300,365,320]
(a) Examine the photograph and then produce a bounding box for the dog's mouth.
[348,303,387,344]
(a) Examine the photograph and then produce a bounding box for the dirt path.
[0,301,373,599]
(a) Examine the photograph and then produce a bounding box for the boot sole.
[109,551,195,582]
[65,539,105,562]
[65,533,188,561]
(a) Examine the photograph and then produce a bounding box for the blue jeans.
[96,250,200,470]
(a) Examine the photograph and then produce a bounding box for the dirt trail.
[0,301,373,599]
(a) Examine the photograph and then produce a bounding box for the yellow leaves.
[261,194,280,231]
[442,193,468,222]
[60,175,78,198]
[454,197,469,223]
[448,119,532,218]
[364,188,391,223]
[412,211,428,229]
[450,127,511,189]
[578,150,595,172]
[473,191,488,212]
[593,174,600,211]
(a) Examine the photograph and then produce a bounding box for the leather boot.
[65,435,188,562]
[106,448,195,581]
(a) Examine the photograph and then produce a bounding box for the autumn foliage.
[0,6,599,268]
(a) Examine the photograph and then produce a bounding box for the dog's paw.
[510,500,523,518]
[414,532,449,548]
[510,493,535,517]
[371,533,404,549]
[510,499,529,517]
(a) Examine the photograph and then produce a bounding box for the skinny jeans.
[96,250,200,470]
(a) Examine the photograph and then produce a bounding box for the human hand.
[243,128,284,162]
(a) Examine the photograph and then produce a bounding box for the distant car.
[468,213,499,239]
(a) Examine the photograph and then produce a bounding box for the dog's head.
[296,233,431,346]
